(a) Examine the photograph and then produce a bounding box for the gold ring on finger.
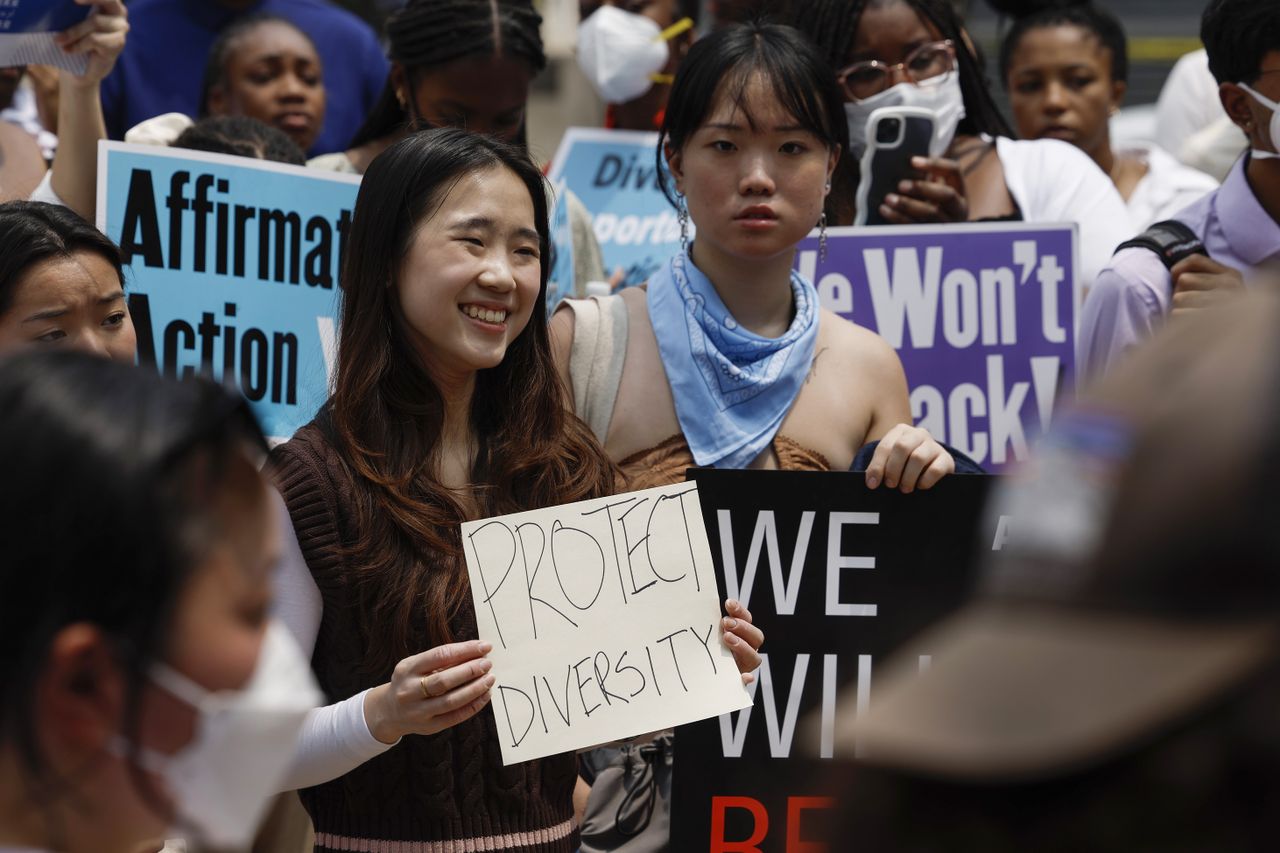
[420,675,432,700]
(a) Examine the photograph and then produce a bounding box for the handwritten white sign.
[462,482,753,765]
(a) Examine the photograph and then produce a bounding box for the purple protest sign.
[795,223,1078,471]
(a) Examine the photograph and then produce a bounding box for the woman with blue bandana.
[552,20,953,494]
[551,22,952,850]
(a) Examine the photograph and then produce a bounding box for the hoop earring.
[818,211,828,264]
[678,195,690,254]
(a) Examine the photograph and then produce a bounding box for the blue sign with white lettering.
[98,142,359,442]
[548,127,682,290]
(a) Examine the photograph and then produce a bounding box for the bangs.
[714,53,839,143]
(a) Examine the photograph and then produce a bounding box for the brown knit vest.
[270,420,578,851]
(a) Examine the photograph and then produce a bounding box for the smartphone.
[854,106,937,227]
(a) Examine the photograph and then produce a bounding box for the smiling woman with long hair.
[267,127,763,853]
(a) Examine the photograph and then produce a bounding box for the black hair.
[579,0,701,23]
[199,13,319,117]
[348,0,547,150]
[1201,0,1280,85]
[656,21,848,208]
[0,349,267,798]
[794,0,1014,139]
[990,1,1127,86]
[173,115,307,165]
[0,201,124,318]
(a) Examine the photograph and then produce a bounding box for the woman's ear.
[1109,79,1128,114]
[390,63,409,110]
[206,84,228,116]
[664,140,685,195]
[826,145,840,190]
[39,624,125,754]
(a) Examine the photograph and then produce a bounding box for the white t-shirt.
[994,136,1135,288]
[1121,144,1219,229]
[1155,49,1246,182]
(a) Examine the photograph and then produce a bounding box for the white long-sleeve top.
[269,489,397,792]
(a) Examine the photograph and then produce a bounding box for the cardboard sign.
[800,223,1078,470]
[548,127,683,289]
[0,0,90,73]
[462,482,753,765]
[670,469,1001,851]
[97,142,360,442]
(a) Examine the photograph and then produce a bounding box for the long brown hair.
[330,127,616,675]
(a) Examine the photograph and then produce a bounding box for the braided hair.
[349,0,546,149]
[792,0,1013,140]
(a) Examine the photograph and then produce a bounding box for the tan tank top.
[617,433,831,491]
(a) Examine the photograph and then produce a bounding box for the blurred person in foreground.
[0,351,321,853]
[814,284,1280,851]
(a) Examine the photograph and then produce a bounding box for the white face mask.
[576,5,693,104]
[843,70,966,160]
[1238,82,1280,161]
[112,620,322,850]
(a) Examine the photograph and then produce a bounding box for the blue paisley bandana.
[647,250,819,468]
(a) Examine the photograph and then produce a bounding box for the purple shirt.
[1078,155,1280,378]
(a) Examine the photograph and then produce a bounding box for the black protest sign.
[671,469,998,852]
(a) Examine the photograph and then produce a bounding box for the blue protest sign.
[548,127,683,289]
[545,179,575,313]
[97,142,360,442]
[799,223,1078,470]
[0,0,90,73]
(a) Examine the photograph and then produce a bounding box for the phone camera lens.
[876,118,902,144]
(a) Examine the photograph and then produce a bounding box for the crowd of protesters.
[1,0,1278,851]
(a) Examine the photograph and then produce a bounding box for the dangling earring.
[678,195,690,254]
[818,211,828,264]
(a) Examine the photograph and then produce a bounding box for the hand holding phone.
[854,106,968,226]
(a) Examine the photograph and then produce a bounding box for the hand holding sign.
[865,423,955,493]
[53,0,127,86]
[363,639,497,745]
[723,598,764,684]
[462,482,754,765]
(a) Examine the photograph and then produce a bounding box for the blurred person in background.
[576,0,697,132]
[0,64,58,160]
[996,0,1218,229]
[1078,0,1280,379]
[200,13,326,155]
[99,0,385,157]
[792,0,1132,287]
[0,350,321,853]
[312,0,608,300]
[1156,48,1247,182]
[816,283,1280,851]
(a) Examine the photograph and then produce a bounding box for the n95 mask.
[577,5,693,104]
[111,620,322,850]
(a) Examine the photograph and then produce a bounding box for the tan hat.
[827,288,1280,782]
